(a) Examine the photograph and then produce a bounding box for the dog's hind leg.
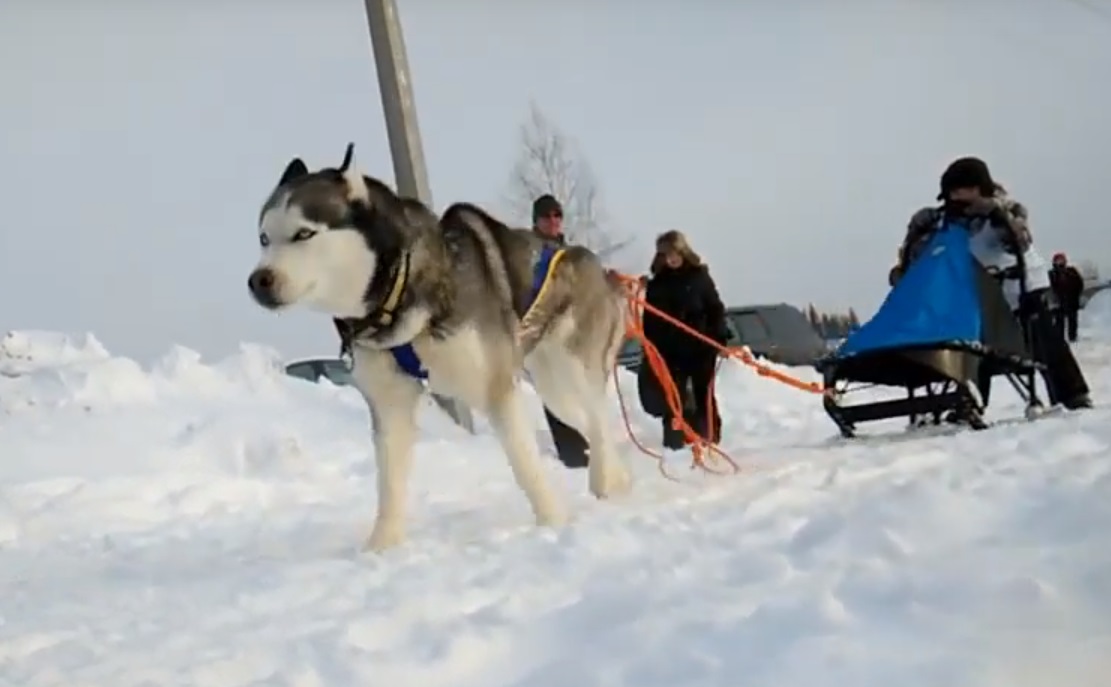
[528,348,632,500]
[487,380,567,529]
[350,347,424,552]
[578,367,632,500]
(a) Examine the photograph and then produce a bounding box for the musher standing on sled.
[895,156,1092,412]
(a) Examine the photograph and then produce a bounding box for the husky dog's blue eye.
[259,233,270,247]
[292,228,317,242]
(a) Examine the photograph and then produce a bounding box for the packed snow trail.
[2,311,1111,686]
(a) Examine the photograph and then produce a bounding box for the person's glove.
[963,197,1012,227]
[888,266,902,287]
[999,232,1022,255]
[963,196,997,216]
[988,207,1012,231]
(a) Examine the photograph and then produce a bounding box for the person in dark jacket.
[642,230,730,449]
[1049,252,1084,343]
[529,194,591,468]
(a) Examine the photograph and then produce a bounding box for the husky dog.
[247,144,633,551]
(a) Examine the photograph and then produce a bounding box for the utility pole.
[362,0,433,204]
[362,0,476,435]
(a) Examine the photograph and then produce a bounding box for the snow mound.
[0,330,288,413]
[0,330,110,371]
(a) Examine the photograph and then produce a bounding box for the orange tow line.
[609,272,825,480]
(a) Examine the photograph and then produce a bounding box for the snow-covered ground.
[3,304,1111,686]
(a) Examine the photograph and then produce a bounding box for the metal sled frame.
[821,220,1050,438]
[819,343,1044,438]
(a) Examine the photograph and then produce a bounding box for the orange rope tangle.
[609,271,825,480]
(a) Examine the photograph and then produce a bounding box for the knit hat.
[531,194,563,221]
[937,156,996,200]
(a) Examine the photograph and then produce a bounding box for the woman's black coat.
[637,265,728,417]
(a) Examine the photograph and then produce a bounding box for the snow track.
[2,326,1111,686]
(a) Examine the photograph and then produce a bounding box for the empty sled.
[815,223,1042,437]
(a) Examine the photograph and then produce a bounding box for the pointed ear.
[338,143,355,173]
[278,158,309,186]
[338,142,369,203]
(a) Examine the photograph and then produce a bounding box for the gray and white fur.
[247,144,632,551]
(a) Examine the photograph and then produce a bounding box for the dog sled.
[815,223,1044,438]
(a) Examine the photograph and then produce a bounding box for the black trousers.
[978,289,1089,407]
[543,407,589,469]
[1053,308,1079,343]
[662,357,721,449]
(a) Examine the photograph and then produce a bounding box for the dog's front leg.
[350,348,423,552]
[488,384,567,529]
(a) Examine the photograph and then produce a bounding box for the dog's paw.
[589,465,633,500]
[363,521,406,553]
[534,506,569,529]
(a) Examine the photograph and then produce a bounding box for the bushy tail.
[600,272,631,377]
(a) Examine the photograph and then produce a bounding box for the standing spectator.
[642,230,730,449]
[529,194,590,468]
[1049,252,1084,343]
[531,194,564,243]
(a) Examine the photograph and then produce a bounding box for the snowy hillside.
[3,305,1111,685]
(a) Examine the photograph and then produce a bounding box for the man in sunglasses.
[529,194,591,469]
[532,194,567,245]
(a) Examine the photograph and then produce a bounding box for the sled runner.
[816,223,1043,438]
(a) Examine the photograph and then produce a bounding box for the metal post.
[362,0,476,435]
[363,0,433,204]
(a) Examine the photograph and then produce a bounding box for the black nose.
[248,268,280,308]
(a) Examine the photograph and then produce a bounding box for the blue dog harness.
[388,244,566,380]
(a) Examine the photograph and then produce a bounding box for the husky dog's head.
[247,143,400,318]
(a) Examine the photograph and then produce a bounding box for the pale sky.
[2,0,1110,362]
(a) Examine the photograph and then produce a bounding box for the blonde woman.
[641,230,730,448]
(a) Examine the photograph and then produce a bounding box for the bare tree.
[505,102,632,259]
